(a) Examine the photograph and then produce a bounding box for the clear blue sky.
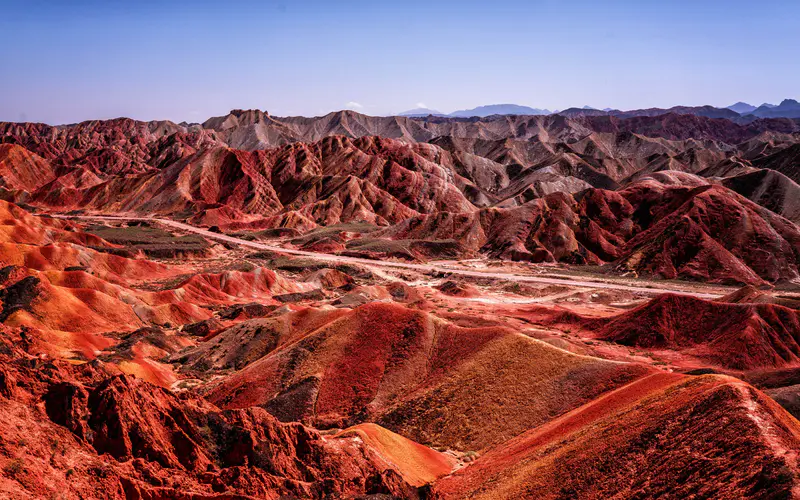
[1,0,797,124]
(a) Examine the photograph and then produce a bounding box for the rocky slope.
[433,373,800,499]
[0,200,460,498]
[378,181,800,285]
[194,302,648,451]
[721,168,800,222]
[0,326,446,499]
[587,294,800,370]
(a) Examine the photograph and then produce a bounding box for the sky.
[0,0,798,124]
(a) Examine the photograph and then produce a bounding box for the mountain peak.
[398,107,444,117]
[726,102,756,114]
[448,104,550,118]
[749,99,800,118]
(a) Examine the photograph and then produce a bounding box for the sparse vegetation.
[4,458,25,477]
[50,438,67,458]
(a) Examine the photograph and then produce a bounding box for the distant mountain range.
[448,104,552,117]
[399,100,800,120]
[397,107,446,117]
[398,104,551,118]
[723,100,800,118]
[727,102,757,114]
[749,99,800,118]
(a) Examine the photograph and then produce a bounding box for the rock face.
[0,144,56,192]
[610,184,800,285]
[753,143,800,182]
[0,326,446,499]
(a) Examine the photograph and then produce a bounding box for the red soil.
[0,264,315,363]
[146,267,304,307]
[0,205,313,365]
[0,144,56,192]
[333,423,456,486]
[0,242,170,284]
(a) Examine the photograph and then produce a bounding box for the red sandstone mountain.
[721,168,800,222]
[583,294,800,370]
[378,181,800,284]
[3,110,800,285]
[193,302,647,451]
[0,144,56,193]
[433,373,800,499]
[1,174,800,498]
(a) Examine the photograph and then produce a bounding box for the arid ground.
[2,109,800,498]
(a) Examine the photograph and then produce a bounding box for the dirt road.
[67,215,729,299]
